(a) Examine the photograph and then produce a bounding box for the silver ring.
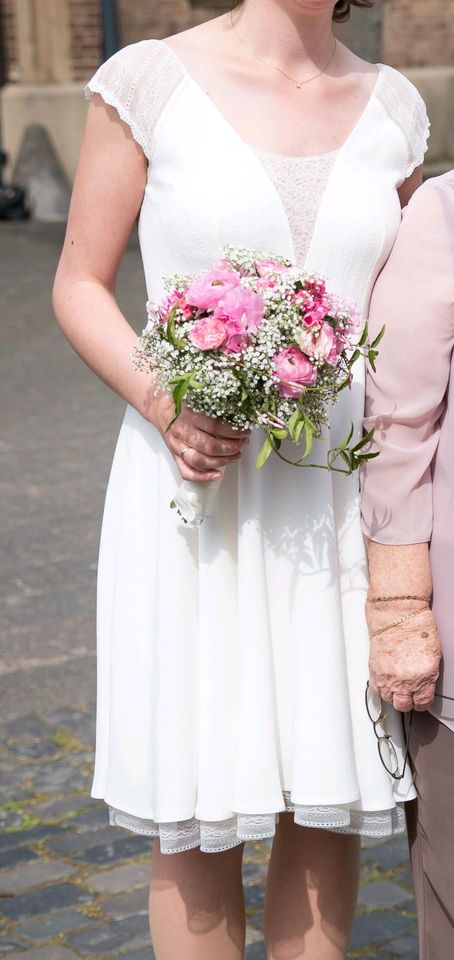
[180,446,191,462]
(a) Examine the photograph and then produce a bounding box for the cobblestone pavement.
[1,223,418,959]
[0,704,419,960]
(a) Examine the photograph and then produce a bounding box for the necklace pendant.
[296,82,302,89]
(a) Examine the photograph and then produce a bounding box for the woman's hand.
[366,600,442,713]
[150,392,250,483]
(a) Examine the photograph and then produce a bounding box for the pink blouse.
[361,172,454,730]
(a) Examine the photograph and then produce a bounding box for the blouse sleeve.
[361,178,454,545]
[84,40,183,162]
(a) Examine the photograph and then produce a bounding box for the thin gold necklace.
[230,10,337,90]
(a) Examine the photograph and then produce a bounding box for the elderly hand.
[366,600,442,713]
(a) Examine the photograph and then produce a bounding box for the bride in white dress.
[53,0,429,956]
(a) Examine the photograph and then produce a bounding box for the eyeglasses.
[365,682,413,781]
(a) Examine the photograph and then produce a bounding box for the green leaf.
[357,322,369,348]
[303,421,314,458]
[370,324,386,350]
[339,449,353,470]
[271,428,288,440]
[351,427,375,453]
[348,348,361,368]
[287,409,301,442]
[294,419,305,444]
[256,436,274,470]
[338,422,355,451]
[368,349,378,373]
[356,450,381,462]
[166,308,186,348]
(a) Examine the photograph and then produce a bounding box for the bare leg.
[149,838,246,960]
[264,815,361,959]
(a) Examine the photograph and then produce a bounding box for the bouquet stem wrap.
[172,474,224,527]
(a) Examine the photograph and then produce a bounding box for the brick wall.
[383,0,454,67]
[69,0,103,81]
[0,0,453,87]
[0,0,19,82]
[116,0,228,46]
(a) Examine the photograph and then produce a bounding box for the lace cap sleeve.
[379,66,430,183]
[85,40,185,161]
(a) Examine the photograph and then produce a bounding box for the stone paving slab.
[0,861,75,894]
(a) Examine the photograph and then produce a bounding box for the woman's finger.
[179,447,243,473]
[392,694,414,713]
[188,410,250,440]
[174,456,222,484]
[170,425,247,458]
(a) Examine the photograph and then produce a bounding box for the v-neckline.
[158,39,384,164]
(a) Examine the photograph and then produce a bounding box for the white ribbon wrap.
[172,472,224,526]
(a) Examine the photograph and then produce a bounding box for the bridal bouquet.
[134,247,383,526]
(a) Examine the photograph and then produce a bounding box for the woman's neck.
[234,0,336,71]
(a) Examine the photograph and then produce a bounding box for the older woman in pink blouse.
[361,172,454,957]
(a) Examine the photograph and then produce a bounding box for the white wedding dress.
[86,40,429,854]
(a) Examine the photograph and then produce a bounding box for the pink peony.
[218,287,264,333]
[221,315,249,354]
[317,322,340,366]
[297,323,341,366]
[185,268,240,311]
[256,259,289,277]
[273,346,317,397]
[157,290,184,323]
[296,327,317,357]
[189,315,227,351]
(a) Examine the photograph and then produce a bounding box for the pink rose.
[273,346,317,397]
[218,287,264,333]
[185,268,240,311]
[189,315,227,351]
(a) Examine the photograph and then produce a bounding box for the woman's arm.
[53,98,249,482]
[362,180,454,710]
[397,165,423,208]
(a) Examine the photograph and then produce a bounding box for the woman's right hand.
[150,392,250,483]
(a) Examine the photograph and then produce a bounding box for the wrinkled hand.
[150,392,250,483]
[366,601,442,713]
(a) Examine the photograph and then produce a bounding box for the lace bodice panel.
[256,150,338,265]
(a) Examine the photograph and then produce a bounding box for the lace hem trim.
[108,795,406,855]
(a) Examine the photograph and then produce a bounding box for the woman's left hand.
[366,602,442,712]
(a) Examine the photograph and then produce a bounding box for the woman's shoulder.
[87,38,183,82]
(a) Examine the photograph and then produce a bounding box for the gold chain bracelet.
[369,608,426,639]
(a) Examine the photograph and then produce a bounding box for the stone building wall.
[0,0,19,82]
[68,0,103,82]
[383,0,454,69]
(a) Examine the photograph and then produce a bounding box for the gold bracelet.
[368,595,431,604]
[370,608,426,639]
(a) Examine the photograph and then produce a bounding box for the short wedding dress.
[86,40,429,854]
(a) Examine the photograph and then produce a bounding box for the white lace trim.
[109,796,406,855]
[256,150,338,266]
[377,66,430,180]
[84,39,184,161]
